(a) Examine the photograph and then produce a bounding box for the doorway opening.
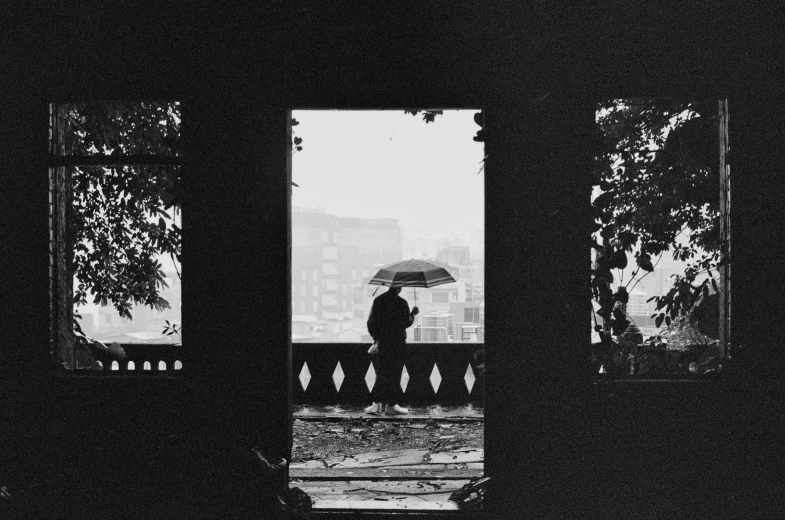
[289,109,486,510]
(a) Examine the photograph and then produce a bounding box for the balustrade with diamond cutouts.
[84,342,485,405]
[292,342,484,405]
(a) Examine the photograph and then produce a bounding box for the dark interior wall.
[483,95,597,516]
[0,101,50,378]
[182,93,292,455]
[2,2,784,518]
[6,2,780,100]
[730,95,785,372]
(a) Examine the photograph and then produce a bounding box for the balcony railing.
[292,342,485,405]
[90,343,184,374]
[88,342,486,405]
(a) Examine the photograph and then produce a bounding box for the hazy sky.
[291,110,485,235]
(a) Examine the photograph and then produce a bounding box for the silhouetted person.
[365,286,419,415]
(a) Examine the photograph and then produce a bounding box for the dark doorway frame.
[285,107,487,512]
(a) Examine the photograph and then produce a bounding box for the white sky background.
[291,110,484,236]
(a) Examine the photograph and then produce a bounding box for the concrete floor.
[293,403,484,421]
[291,404,485,511]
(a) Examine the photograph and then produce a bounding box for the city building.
[625,287,659,338]
[416,311,456,342]
[437,245,470,266]
[292,209,485,342]
[292,207,404,340]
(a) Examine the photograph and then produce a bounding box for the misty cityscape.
[292,205,484,343]
[291,110,486,343]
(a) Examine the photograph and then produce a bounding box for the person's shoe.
[384,404,409,415]
[364,402,382,414]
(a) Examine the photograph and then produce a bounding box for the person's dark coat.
[367,289,413,345]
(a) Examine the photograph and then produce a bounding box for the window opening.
[49,101,182,373]
[591,98,730,380]
[289,109,485,510]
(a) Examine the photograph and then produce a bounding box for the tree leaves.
[635,252,654,272]
[291,117,304,158]
[404,109,444,124]
[610,249,628,269]
[64,102,182,320]
[610,305,630,335]
[162,320,181,340]
[60,102,182,156]
[592,100,719,261]
[613,287,629,305]
[655,313,664,329]
[591,99,721,345]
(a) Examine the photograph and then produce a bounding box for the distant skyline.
[292,110,485,237]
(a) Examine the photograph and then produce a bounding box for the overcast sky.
[291,110,485,236]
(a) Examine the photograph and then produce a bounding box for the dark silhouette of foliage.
[591,99,722,373]
[404,109,444,124]
[59,102,182,320]
[63,104,307,324]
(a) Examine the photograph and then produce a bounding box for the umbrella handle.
[413,287,418,327]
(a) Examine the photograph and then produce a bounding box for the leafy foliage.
[591,99,722,372]
[62,106,304,329]
[405,109,486,147]
[162,320,181,342]
[60,102,182,320]
[291,117,303,153]
[404,109,444,124]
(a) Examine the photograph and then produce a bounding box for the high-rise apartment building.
[626,288,654,317]
[438,245,470,266]
[292,207,404,337]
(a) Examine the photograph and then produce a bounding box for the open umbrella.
[368,259,457,306]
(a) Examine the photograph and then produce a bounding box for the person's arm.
[404,301,419,328]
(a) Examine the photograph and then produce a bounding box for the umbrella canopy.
[369,259,456,288]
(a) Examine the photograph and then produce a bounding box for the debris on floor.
[291,414,483,467]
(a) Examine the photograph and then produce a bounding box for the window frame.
[597,98,733,384]
[718,98,731,360]
[48,101,184,373]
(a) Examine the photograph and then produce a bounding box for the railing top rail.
[292,342,485,348]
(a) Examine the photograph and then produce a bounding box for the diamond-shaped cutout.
[299,362,312,391]
[430,363,442,393]
[464,364,476,394]
[365,362,376,392]
[333,361,345,392]
[400,365,410,393]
